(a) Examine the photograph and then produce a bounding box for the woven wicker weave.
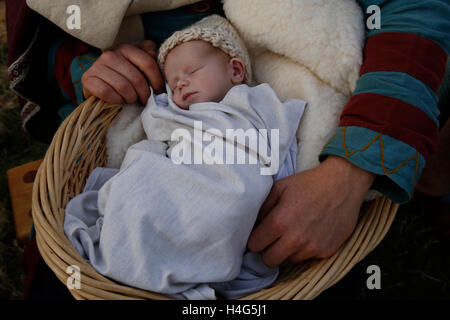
[32,96,399,300]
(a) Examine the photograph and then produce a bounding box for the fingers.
[261,235,306,268]
[81,73,124,105]
[248,181,286,254]
[83,64,138,104]
[250,164,367,269]
[249,203,310,268]
[81,41,164,104]
[286,245,315,264]
[251,200,313,267]
[116,43,164,93]
[255,183,280,224]
[248,177,313,267]
[100,50,151,104]
[137,40,158,58]
[247,202,283,254]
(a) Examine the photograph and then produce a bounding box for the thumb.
[82,86,92,99]
[137,40,158,59]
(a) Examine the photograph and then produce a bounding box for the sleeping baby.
[64,15,306,300]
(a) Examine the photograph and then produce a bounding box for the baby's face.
[164,40,243,109]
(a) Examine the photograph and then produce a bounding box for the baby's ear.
[228,58,246,84]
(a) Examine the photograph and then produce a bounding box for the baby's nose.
[177,78,189,88]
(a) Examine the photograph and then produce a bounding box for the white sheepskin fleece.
[106,0,368,177]
[105,103,146,169]
[223,0,365,172]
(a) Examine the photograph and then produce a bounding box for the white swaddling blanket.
[64,83,306,299]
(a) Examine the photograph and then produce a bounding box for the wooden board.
[7,159,43,245]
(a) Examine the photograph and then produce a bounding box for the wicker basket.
[32,96,399,300]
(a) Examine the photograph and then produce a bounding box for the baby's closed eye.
[189,65,204,74]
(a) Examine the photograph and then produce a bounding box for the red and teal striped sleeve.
[47,37,99,122]
[319,0,450,203]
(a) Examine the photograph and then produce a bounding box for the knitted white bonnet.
[157,14,252,84]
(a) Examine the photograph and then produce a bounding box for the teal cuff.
[319,126,426,204]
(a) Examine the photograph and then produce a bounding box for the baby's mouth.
[182,91,198,101]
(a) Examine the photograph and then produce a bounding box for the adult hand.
[247,156,376,267]
[81,40,164,105]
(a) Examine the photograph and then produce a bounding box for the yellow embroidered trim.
[77,56,87,72]
[323,127,420,185]
[76,55,96,72]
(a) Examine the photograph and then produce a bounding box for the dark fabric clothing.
[21,237,74,300]
[5,0,220,144]
[6,0,100,143]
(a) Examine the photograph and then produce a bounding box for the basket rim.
[31,97,399,300]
